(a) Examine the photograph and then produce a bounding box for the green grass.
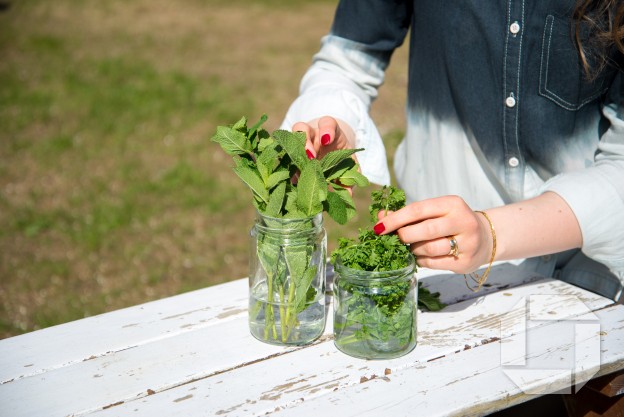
[0,0,408,338]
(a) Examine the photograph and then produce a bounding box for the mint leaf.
[325,159,355,182]
[336,166,370,187]
[325,191,349,225]
[285,245,309,286]
[296,161,325,216]
[320,148,363,173]
[258,136,275,153]
[284,189,298,213]
[211,126,252,156]
[273,129,308,171]
[265,181,286,217]
[295,267,318,313]
[233,159,269,205]
[266,169,291,190]
[231,116,247,131]
[256,145,280,182]
[325,185,356,226]
[418,282,446,312]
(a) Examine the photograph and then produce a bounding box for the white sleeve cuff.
[280,81,391,186]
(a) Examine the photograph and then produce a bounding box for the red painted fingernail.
[321,134,331,146]
[306,149,315,159]
[373,222,386,235]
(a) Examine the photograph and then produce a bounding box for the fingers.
[372,195,487,273]
[317,116,340,147]
[291,121,316,159]
[291,117,343,160]
[374,196,461,237]
[410,236,457,258]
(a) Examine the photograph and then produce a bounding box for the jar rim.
[254,210,324,236]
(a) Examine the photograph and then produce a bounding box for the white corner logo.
[500,295,601,394]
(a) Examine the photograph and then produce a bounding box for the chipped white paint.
[0,278,249,384]
[0,266,622,417]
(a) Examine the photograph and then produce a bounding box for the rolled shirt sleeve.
[541,102,624,284]
[280,35,392,186]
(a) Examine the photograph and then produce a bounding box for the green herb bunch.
[331,186,410,271]
[332,186,411,271]
[211,115,369,344]
[211,114,369,223]
[331,186,445,357]
[331,186,445,311]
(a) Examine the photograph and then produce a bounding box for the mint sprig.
[211,115,368,223]
[212,115,369,344]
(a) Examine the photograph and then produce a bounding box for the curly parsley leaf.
[369,185,406,222]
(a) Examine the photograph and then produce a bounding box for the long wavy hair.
[573,0,624,79]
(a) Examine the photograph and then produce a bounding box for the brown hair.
[573,0,624,79]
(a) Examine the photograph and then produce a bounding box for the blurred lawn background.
[0,0,408,338]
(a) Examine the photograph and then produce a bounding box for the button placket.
[502,0,526,199]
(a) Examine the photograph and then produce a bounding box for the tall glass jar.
[248,211,327,346]
[333,254,417,359]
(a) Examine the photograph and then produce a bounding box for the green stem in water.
[283,273,298,342]
[265,269,277,340]
[279,285,286,342]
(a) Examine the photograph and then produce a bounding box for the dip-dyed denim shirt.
[282,0,624,299]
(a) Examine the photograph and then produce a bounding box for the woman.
[281,0,624,300]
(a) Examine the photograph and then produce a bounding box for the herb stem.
[284,276,297,342]
[279,285,286,342]
[265,269,277,340]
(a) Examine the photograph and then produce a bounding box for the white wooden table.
[1,263,623,417]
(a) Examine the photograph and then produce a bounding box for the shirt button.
[508,157,520,167]
[505,95,516,108]
[510,21,520,34]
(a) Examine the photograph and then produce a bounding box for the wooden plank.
[0,278,249,384]
[414,261,546,305]
[87,298,624,417]
[0,313,300,417]
[0,278,609,417]
[267,304,624,417]
[0,262,542,386]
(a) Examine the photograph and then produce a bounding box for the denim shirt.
[281,0,624,299]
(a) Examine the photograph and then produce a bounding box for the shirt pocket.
[539,14,610,111]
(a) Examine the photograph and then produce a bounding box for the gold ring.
[448,236,459,257]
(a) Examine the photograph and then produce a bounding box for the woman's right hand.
[291,116,356,160]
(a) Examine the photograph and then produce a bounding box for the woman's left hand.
[373,195,493,273]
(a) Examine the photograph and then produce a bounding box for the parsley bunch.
[332,230,410,272]
[331,186,445,312]
[332,186,445,357]
[331,186,410,271]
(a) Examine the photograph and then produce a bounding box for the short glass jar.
[333,254,417,359]
[248,211,327,346]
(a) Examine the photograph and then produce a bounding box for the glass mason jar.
[333,254,417,359]
[248,211,327,345]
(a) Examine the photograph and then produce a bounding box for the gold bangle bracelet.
[464,210,497,292]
